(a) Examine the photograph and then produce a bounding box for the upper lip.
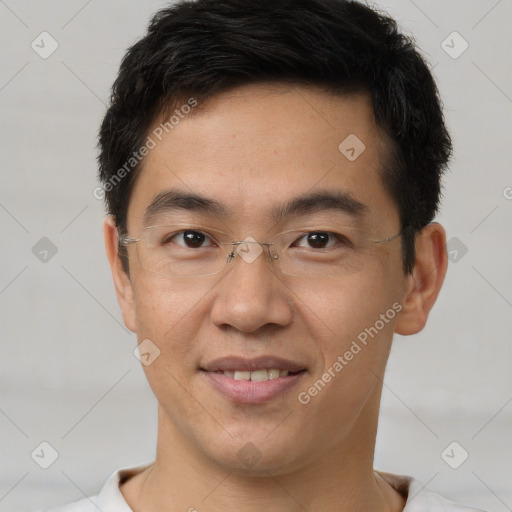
[200,356,306,373]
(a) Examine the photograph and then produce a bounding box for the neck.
[121,384,405,512]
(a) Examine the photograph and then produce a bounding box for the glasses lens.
[269,228,374,277]
[136,225,228,278]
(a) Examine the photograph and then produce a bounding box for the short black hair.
[98,0,452,275]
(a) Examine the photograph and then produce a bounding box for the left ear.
[394,222,448,336]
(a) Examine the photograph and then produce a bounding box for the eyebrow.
[143,188,368,225]
[272,190,368,222]
[144,189,229,224]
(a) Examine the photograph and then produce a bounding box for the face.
[111,83,416,475]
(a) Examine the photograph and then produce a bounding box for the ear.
[103,216,137,332]
[394,222,448,336]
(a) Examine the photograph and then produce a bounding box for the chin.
[200,434,309,477]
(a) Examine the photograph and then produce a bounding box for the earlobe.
[103,216,137,332]
[394,222,448,336]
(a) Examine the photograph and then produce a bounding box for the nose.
[209,242,293,333]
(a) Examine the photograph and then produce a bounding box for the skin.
[104,83,448,512]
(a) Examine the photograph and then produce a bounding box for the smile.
[218,369,291,381]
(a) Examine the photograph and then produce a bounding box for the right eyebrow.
[143,189,231,225]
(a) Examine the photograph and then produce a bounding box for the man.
[46,0,484,510]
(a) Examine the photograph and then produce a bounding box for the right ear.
[103,215,137,332]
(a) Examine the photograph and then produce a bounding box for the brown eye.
[305,232,330,248]
[294,231,348,249]
[165,230,213,248]
[182,230,207,248]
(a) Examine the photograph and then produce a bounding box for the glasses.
[119,223,406,279]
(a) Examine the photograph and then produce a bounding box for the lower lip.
[201,371,305,404]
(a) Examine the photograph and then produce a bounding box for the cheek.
[129,275,215,426]
[292,258,403,391]
[292,273,400,442]
[293,257,402,343]
[130,273,215,368]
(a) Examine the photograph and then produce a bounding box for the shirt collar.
[96,461,153,512]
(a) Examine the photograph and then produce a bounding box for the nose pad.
[234,237,265,265]
[227,238,276,270]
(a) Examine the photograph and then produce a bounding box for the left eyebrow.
[270,189,368,222]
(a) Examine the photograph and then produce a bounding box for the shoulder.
[37,461,153,512]
[415,489,486,512]
[375,470,487,512]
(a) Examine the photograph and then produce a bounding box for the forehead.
[126,83,399,233]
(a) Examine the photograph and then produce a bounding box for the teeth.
[267,369,280,379]
[228,369,290,381]
[250,369,268,382]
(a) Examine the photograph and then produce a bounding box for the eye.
[293,231,351,249]
[165,230,216,249]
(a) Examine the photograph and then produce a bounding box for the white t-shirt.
[42,463,486,512]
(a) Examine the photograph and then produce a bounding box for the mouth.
[199,356,307,404]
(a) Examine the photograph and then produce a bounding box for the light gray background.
[0,1,511,511]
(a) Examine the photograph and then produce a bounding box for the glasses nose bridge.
[226,238,277,267]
